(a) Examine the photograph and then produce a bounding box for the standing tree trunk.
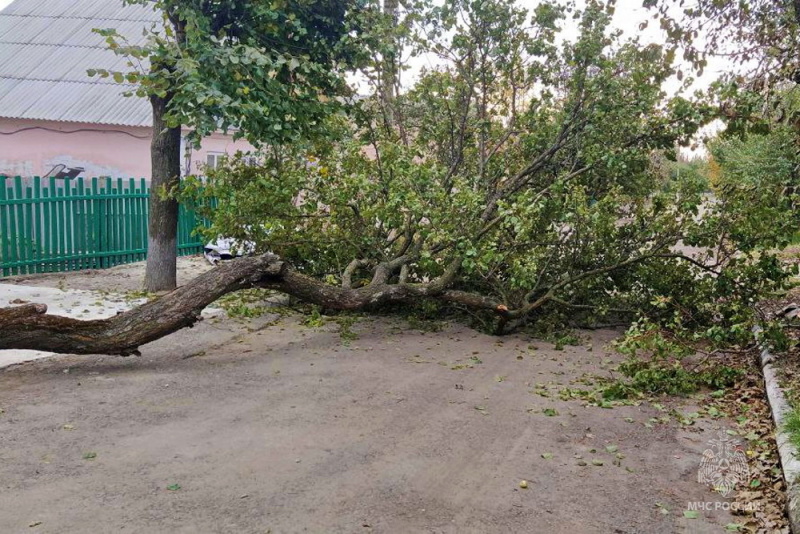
[381,0,399,130]
[143,94,182,292]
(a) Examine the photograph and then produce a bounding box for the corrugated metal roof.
[2,0,158,23]
[0,0,160,127]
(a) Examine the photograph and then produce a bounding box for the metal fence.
[0,175,205,277]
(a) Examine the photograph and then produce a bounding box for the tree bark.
[143,94,182,292]
[381,0,399,130]
[0,255,285,356]
[0,254,483,356]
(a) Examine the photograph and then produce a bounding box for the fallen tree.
[1,0,797,357]
[0,243,661,355]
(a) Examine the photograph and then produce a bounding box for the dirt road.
[0,309,738,533]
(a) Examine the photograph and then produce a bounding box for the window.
[206,152,226,169]
[205,152,259,170]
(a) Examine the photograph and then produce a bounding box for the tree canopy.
[645,0,800,76]
[96,0,366,145]
[178,0,789,345]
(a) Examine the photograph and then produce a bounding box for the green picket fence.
[0,176,206,277]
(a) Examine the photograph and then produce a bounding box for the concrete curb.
[755,326,800,533]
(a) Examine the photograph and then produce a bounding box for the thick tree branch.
[0,255,461,356]
[0,303,48,322]
[342,259,370,289]
[0,255,286,356]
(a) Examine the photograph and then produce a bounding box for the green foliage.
[603,320,742,398]
[602,358,741,399]
[176,0,795,369]
[336,315,359,345]
[92,0,368,146]
[301,305,326,327]
[405,315,445,333]
[215,288,274,318]
[551,333,581,351]
[708,122,800,253]
[649,0,800,85]
[649,152,710,192]
[784,408,800,451]
[615,320,694,360]
[185,0,714,280]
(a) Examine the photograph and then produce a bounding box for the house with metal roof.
[0,0,253,179]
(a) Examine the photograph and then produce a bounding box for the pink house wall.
[0,118,256,180]
[190,131,258,175]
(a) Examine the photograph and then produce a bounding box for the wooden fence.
[0,176,205,277]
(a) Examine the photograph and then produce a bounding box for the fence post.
[14,176,25,275]
[0,176,7,277]
[32,176,42,274]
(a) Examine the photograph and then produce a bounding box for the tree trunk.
[0,255,286,356]
[381,0,399,130]
[0,244,671,356]
[143,94,182,292]
[0,254,506,356]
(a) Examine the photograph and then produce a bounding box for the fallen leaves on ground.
[714,358,789,533]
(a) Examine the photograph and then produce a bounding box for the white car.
[203,237,256,265]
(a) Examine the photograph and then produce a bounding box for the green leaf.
[683,510,699,519]
[166,483,182,491]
